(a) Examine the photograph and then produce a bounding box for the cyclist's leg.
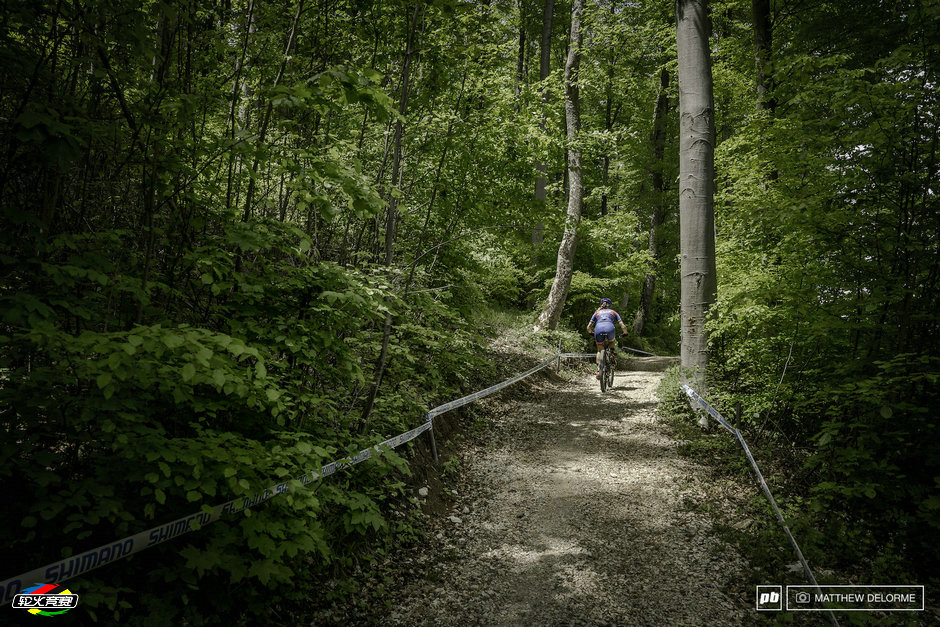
[594,332,606,376]
[606,336,616,357]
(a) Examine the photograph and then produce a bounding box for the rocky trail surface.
[325,363,754,625]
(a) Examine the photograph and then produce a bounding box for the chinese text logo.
[11,584,79,616]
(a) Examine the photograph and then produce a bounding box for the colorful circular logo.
[15,584,79,616]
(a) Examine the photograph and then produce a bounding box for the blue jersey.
[590,308,622,334]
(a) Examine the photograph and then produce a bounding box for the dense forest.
[0,0,937,623]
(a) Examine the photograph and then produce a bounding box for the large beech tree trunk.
[535,0,582,331]
[633,67,671,337]
[676,0,717,402]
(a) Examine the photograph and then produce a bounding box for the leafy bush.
[805,355,940,580]
[0,217,492,622]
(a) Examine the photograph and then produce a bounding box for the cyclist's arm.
[613,310,628,335]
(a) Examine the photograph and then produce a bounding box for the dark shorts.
[595,331,616,346]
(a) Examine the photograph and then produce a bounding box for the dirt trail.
[377,367,751,626]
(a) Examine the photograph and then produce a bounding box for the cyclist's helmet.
[600,297,613,307]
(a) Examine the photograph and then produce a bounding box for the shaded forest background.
[0,0,937,622]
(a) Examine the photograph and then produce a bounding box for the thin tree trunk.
[751,0,774,111]
[514,0,526,106]
[600,0,617,216]
[382,4,421,265]
[676,0,717,407]
[535,0,582,331]
[404,64,468,295]
[242,0,305,221]
[360,4,422,426]
[633,67,671,336]
[601,70,612,216]
[532,0,554,245]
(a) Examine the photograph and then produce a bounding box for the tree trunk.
[676,0,717,405]
[514,0,526,105]
[532,0,554,245]
[751,0,774,111]
[633,67,670,337]
[600,0,618,217]
[243,0,305,221]
[535,0,582,331]
[360,4,422,426]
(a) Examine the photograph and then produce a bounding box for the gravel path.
[382,367,751,626]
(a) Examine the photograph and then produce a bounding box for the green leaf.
[255,361,267,379]
[181,362,196,382]
[163,333,184,349]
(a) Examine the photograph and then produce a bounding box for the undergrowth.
[657,366,937,624]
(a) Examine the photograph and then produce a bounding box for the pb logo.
[756,585,782,611]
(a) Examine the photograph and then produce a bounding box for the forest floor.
[319,349,762,625]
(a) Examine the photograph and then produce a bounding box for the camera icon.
[795,591,811,604]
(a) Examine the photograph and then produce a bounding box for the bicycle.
[597,338,617,393]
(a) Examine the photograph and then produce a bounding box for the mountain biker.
[587,297,628,379]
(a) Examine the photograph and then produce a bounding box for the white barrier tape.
[681,385,735,433]
[622,346,658,357]
[0,421,431,602]
[680,385,839,627]
[2,347,562,599]
[426,354,558,419]
[3,348,561,600]
[560,349,661,359]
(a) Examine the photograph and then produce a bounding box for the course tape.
[681,385,735,433]
[560,347,660,359]
[680,385,840,627]
[2,349,563,601]
[426,354,559,419]
[0,422,431,603]
[622,346,658,357]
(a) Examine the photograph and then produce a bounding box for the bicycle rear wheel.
[605,349,615,389]
[599,351,608,392]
